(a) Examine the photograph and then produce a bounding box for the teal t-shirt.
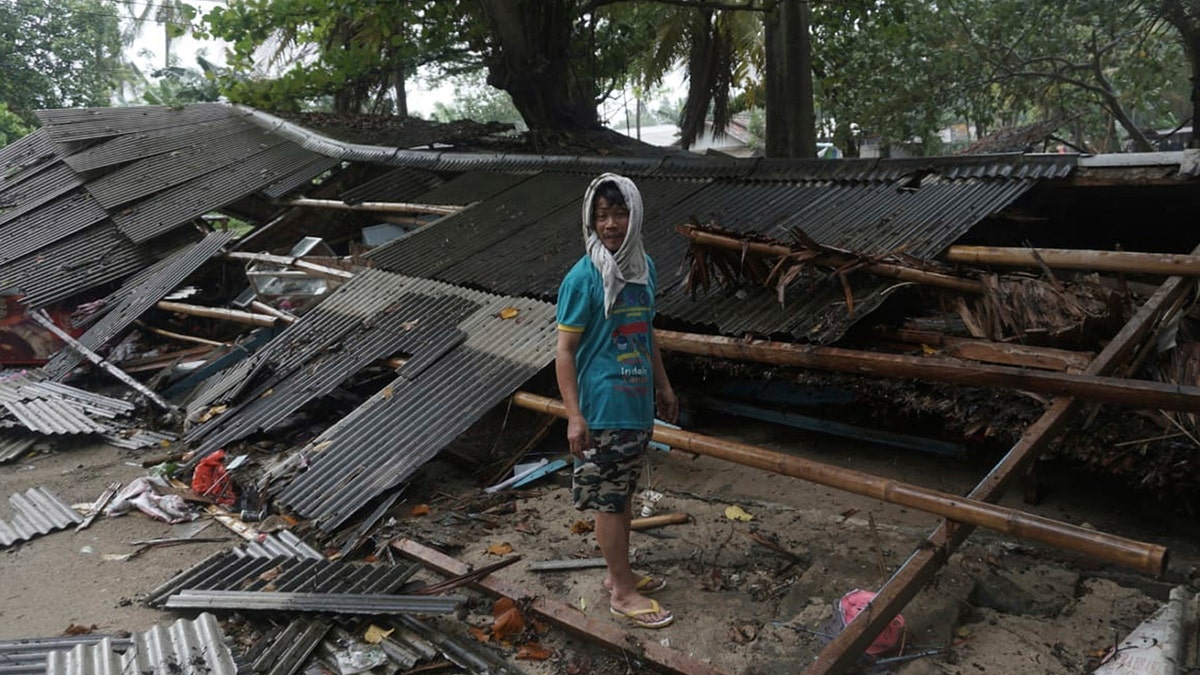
[556,255,657,430]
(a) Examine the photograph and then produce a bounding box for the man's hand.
[656,386,679,425]
[567,413,590,459]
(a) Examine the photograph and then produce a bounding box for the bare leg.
[597,500,670,623]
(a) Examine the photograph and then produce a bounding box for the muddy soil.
[2,412,1198,675]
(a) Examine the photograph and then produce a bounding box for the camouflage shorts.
[572,428,650,513]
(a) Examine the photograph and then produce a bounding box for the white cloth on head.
[581,172,648,317]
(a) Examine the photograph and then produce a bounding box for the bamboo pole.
[136,323,230,348]
[283,197,462,216]
[31,310,178,413]
[946,245,1200,276]
[156,301,279,327]
[510,392,1166,575]
[249,300,298,324]
[655,329,1200,413]
[679,225,985,294]
[805,247,1199,674]
[630,512,690,531]
[877,327,1094,372]
[224,252,356,281]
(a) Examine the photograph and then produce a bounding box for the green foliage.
[198,0,474,114]
[0,0,125,124]
[430,72,525,129]
[141,59,224,106]
[0,103,33,147]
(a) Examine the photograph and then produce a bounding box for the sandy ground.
[3,414,1199,674]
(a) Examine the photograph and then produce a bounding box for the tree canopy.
[0,0,125,129]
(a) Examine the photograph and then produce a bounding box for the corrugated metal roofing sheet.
[366,169,1036,341]
[0,130,60,192]
[0,163,82,229]
[113,142,321,244]
[36,104,237,143]
[43,612,236,675]
[42,231,236,380]
[85,127,288,208]
[61,115,262,173]
[0,432,37,464]
[0,224,158,309]
[260,156,343,200]
[270,272,557,532]
[0,635,130,675]
[0,373,131,435]
[2,398,108,435]
[102,428,177,450]
[146,551,419,607]
[236,529,323,560]
[165,590,465,615]
[0,487,82,547]
[0,191,108,268]
[185,279,478,458]
[338,167,445,205]
[247,618,329,675]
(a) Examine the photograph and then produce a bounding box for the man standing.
[555,173,678,629]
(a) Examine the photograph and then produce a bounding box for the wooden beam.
[656,329,1200,413]
[31,310,178,413]
[945,245,1200,276]
[803,249,1198,674]
[510,393,1166,575]
[876,328,1094,372]
[224,251,356,281]
[393,538,728,675]
[283,197,463,216]
[156,301,279,327]
[679,225,984,294]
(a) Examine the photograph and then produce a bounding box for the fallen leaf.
[578,596,588,611]
[921,343,939,355]
[724,505,754,521]
[516,642,553,660]
[468,626,490,642]
[492,597,525,640]
[259,565,283,582]
[363,624,393,644]
[62,624,97,636]
[499,307,520,319]
[570,519,594,535]
[486,542,514,556]
[380,385,394,399]
[410,504,431,517]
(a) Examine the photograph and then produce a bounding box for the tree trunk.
[393,64,408,118]
[478,0,598,131]
[764,0,816,158]
[1163,0,1200,149]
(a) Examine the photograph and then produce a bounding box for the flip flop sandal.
[610,599,675,629]
[604,575,667,595]
[635,575,667,594]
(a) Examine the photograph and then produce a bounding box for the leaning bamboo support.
[283,197,462,216]
[156,301,279,327]
[679,225,985,294]
[655,329,1200,413]
[224,252,356,280]
[946,245,1200,276]
[510,392,1166,575]
[31,311,178,413]
[136,323,230,348]
[249,300,298,324]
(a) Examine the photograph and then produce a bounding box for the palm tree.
[123,0,193,68]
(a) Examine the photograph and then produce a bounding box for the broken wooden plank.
[224,252,356,280]
[946,245,1200,276]
[30,310,178,413]
[630,512,690,531]
[655,329,1200,414]
[510,393,1167,575]
[803,248,1198,674]
[283,197,463,216]
[679,224,984,294]
[156,300,279,327]
[877,327,1094,372]
[393,538,729,675]
[527,557,609,572]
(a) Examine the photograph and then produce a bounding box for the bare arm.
[555,329,589,458]
[650,329,678,424]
